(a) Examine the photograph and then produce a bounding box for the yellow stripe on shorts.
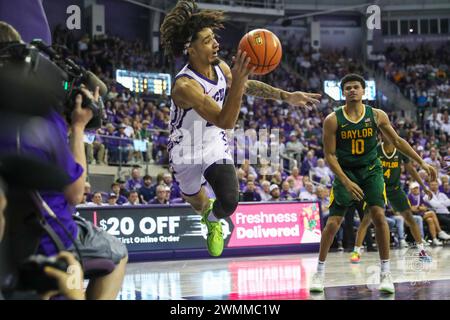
[328,187,335,209]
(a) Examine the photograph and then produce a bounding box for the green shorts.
[329,159,386,217]
[386,185,411,213]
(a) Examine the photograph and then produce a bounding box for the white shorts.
[169,141,233,196]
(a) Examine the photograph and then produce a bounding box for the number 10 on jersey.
[351,139,364,155]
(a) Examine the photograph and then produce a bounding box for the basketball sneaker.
[438,231,450,241]
[418,249,432,263]
[201,199,224,257]
[350,251,361,264]
[400,239,409,248]
[309,273,324,293]
[421,239,431,247]
[379,273,395,294]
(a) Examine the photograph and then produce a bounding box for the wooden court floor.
[117,246,450,300]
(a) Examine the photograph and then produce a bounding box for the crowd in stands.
[57,28,449,246]
[378,43,450,116]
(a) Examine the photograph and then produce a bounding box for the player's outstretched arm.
[173,50,253,130]
[218,60,320,108]
[244,80,321,108]
[375,109,437,181]
[323,113,364,201]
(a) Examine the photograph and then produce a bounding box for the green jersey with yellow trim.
[378,143,409,189]
[335,105,379,168]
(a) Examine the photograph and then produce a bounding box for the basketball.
[238,29,282,75]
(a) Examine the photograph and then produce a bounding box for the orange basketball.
[238,29,282,75]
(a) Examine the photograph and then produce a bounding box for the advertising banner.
[77,201,321,254]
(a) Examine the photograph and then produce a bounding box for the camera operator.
[0,179,85,300]
[0,22,127,300]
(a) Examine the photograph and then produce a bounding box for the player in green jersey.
[309,74,437,295]
[350,135,433,264]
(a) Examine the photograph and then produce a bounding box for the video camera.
[16,255,69,293]
[0,39,107,129]
[0,155,72,297]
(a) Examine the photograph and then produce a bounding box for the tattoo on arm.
[245,80,286,101]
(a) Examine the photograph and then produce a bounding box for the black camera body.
[66,88,104,129]
[0,40,107,129]
[17,255,69,293]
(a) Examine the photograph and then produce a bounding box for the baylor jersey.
[335,105,378,168]
[379,143,409,189]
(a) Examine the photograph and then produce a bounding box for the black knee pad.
[204,162,239,219]
[214,191,239,219]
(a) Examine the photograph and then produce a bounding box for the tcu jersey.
[169,64,228,147]
[168,63,233,196]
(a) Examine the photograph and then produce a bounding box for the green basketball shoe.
[201,199,224,257]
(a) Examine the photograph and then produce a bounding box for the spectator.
[259,180,272,201]
[164,185,173,203]
[111,182,128,205]
[90,191,105,206]
[242,180,262,202]
[285,132,305,165]
[237,168,247,191]
[286,177,299,195]
[85,131,106,165]
[424,148,442,173]
[138,175,156,203]
[424,181,450,234]
[149,185,169,204]
[123,190,140,206]
[162,172,181,200]
[385,213,408,248]
[427,109,442,133]
[271,171,283,186]
[299,182,317,201]
[441,113,450,136]
[287,166,302,192]
[240,159,258,180]
[280,181,296,200]
[408,182,447,245]
[439,175,450,197]
[102,123,119,164]
[115,124,133,164]
[301,150,317,176]
[125,167,143,191]
[107,193,119,206]
[299,175,311,192]
[122,117,135,138]
[311,158,334,185]
[269,184,281,201]
[316,185,330,216]
[76,193,90,207]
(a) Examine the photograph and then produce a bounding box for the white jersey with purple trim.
[169,63,228,147]
[168,63,233,195]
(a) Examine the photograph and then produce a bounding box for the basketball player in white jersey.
[160,0,321,256]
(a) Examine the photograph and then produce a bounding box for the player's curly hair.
[160,0,225,57]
